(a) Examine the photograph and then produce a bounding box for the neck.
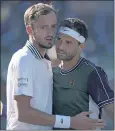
[62,55,81,71]
[29,37,46,58]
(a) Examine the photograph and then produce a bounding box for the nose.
[47,27,54,36]
[58,40,65,50]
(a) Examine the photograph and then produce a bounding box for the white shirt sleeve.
[13,58,34,97]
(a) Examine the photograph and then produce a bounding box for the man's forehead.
[34,12,57,25]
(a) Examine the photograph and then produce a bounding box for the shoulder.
[82,58,97,69]
[84,59,107,82]
[80,58,107,79]
[82,58,104,72]
[9,48,33,69]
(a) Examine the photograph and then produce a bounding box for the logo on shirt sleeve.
[18,78,28,87]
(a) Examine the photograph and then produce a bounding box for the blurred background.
[1,0,114,130]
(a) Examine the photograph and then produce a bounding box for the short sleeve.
[87,67,114,108]
[13,58,34,97]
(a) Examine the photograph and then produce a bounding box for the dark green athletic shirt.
[53,57,114,129]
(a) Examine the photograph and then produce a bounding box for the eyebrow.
[40,25,48,27]
[40,24,57,26]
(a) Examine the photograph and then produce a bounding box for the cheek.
[34,31,45,40]
[34,33,41,40]
[34,28,46,36]
[73,46,81,55]
[69,46,78,55]
[55,41,61,48]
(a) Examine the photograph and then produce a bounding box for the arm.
[15,95,55,126]
[15,95,105,129]
[87,67,114,120]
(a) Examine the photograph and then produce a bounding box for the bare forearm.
[18,107,105,130]
[18,107,55,126]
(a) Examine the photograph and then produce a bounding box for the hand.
[70,112,105,130]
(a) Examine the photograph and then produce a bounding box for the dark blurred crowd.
[1,1,114,130]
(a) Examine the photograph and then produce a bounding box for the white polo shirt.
[7,41,53,130]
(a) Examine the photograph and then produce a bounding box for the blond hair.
[24,3,56,26]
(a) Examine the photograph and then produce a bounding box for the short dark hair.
[59,18,88,43]
[24,3,56,26]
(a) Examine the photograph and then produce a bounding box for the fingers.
[89,118,104,123]
[91,123,105,129]
[89,119,105,129]
[87,118,105,129]
[85,122,105,130]
[93,122,105,126]
[82,111,93,116]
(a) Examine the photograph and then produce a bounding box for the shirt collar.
[60,57,85,75]
[25,40,43,59]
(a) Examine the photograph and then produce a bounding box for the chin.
[39,43,53,49]
[57,55,73,61]
[57,55,66,61]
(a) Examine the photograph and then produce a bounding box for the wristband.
[54,115,70,128]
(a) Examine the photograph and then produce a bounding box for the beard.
[57,53,75,61]
[39,42,53,49]
[33,36,53,49]
[35,38,53,49]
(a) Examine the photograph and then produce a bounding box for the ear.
[80,43,85,49]
[26,26,33,35]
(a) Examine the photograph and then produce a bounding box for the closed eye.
[66,40,71,44]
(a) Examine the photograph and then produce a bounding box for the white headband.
[59,27,85,43]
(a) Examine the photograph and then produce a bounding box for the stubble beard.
[57,53,74,61]
[38,42,53,49]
